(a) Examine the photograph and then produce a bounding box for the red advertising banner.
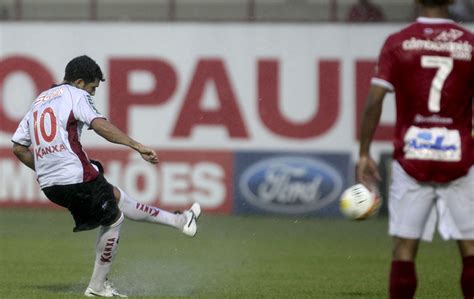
[0,148,233,214]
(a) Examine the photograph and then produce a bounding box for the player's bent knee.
[113,186,121,203]
[104,212,124,228]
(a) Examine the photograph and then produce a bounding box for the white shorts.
[389,161,474,242]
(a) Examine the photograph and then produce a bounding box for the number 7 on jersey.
[421,55,453,113]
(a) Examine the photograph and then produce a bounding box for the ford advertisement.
[234,152,352,216]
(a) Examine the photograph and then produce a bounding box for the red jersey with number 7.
[11,83,105,188]
[372,17,474,183]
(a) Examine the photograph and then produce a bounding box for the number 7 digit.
[421,55,453,113]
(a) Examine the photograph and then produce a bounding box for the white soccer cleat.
[84,280,127,297]
[181,203,201,237]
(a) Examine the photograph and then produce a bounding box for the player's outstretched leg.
[115,187,201,237]
[85,213,127,297]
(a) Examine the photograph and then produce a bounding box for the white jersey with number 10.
[12,84,104,188]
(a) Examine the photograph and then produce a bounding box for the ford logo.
[239,156,343,214]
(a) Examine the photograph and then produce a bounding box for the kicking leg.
[114,186,201,236]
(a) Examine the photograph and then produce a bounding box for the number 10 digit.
[33,107,57,145]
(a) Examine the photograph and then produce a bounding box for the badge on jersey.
[403,126,461,162]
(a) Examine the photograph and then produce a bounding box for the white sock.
[87,213,124,291]
[116,187,186,229]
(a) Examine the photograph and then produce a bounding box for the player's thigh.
[88,175,121,225]
[72,175,121,231]
[389,161,436,239]
[437,166,474,240]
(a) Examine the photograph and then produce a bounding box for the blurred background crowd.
[0,0,472,23]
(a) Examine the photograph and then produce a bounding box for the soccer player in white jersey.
[11,55,201,297]
[357,0,473,298]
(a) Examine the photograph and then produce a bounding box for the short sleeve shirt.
[11,84,105,188]
[372,17,474,182]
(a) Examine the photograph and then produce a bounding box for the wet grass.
[0,209,462,298]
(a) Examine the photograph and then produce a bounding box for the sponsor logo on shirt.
[414,114,453,125]
[34,87,65,106]
[402,37,472,61]
[34,143,67,159]
[434,29,464,42]
[404,126,461,161]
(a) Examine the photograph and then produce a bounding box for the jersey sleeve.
[371,35,397,91]
[73,93,106,128]
[11,111,32,147]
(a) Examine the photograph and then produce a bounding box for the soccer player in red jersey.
[356,0,474,298]
[11,55,201,297]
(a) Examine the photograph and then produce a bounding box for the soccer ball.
[339,184,381,220]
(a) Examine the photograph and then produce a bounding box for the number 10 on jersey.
[33,107,57,145]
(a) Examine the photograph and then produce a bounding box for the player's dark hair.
[64,55,105,83]
[419,0,450,6]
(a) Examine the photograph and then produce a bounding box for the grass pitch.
[0,209,463,298]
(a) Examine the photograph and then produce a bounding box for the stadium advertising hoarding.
[234,152,351,216]
[0,147,234,213]
[0,23,422,213]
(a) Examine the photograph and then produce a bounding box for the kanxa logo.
[239,156,343,214]
[136,203,160,217]
[100,237,116,263]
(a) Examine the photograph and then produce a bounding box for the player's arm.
[12,143,35,171]
[357,84,387,187]
[90,118,158,164]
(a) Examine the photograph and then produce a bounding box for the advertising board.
[6,23,463,212]
[234,151,351,216]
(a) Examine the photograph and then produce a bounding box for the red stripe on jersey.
[67,111,98,182]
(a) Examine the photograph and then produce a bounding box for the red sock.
[389,261,417,299]
[461,256,474,299]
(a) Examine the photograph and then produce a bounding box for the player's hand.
[356,155,381,190]
[136,144,159,164]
